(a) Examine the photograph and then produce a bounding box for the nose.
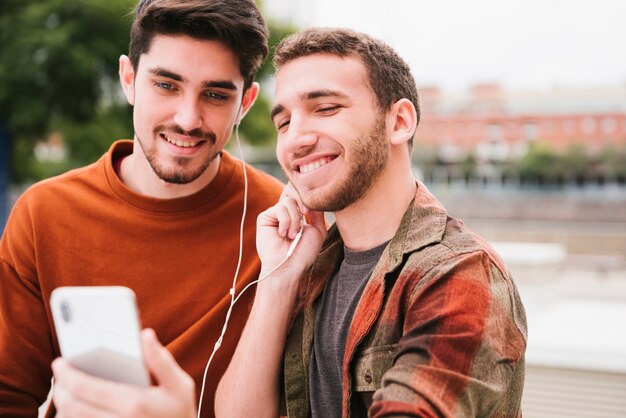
[282,114,318,154]
[173,95,203,132]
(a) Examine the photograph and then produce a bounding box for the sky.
[264,0,626,92]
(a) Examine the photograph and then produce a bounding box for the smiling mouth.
[162,134,202,148]
[298,156,335,174]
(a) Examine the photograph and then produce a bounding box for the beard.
[297,115,389,212]
[137,124,218,185]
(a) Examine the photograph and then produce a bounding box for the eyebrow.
[148,67,237,91]
[270,104,285,121]
[303,89,348,101]
[149,67,184,82]
[271,89,348,121]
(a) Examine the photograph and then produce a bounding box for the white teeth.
[164,135,198,148]
[299,157,331,173]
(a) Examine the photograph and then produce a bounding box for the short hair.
[129,0,268,90]
[273,28,420,143]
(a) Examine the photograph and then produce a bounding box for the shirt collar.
[385,180,448,272]
[302,180,448,305]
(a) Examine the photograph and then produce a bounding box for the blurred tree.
[1,0,296,184]
[517,142,559,184]
[459,152,477,183]
[559,143,591,184]
[602,145,626,183]
[1,0,136,183]
[238,18,296,146]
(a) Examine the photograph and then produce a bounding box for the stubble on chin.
[135,128,219,185]
[291,117,388,212]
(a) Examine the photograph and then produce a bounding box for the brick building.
[416,83,626,163]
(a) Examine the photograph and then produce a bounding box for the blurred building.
[418,83,626,161]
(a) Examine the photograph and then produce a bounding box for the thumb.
[141,328,195,397]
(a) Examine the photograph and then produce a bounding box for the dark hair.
[130,0,268,90]
[274,28,420,145]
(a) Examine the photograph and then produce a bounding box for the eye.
[205,91,228,101]
[276,118,290,131]
[154,81,174,91]
[317,105,341,114]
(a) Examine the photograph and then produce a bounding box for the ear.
[387,98,417,146]
[237,82,260,123]
[119,55,136,106]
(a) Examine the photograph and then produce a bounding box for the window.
[581,117,597,135]
[524,122,539,140]
[601,117,616,134]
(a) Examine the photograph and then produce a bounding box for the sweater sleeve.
[0,199,55,417]
[368,251,527,418]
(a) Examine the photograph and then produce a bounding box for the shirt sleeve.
[0,202,55,417]
[369,250,527,418]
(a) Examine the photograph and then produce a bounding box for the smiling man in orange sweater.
[0,1,282,417]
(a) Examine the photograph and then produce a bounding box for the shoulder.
[5,158,105,240]
[243,162,284,195]
[399,215,507,281]
[221,151,284,201]
[243,163,285,214]
[399,216,527,336]
[15,160,103,210]
[395,215,521,321]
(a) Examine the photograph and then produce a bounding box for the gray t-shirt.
[309,241,388,418]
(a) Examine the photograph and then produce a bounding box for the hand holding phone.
[50,286,150,387]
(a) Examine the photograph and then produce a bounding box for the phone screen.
[50,286,150,387]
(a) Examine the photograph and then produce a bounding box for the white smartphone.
[50,286,150,387]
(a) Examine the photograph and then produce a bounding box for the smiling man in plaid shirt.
[217,28,528,418]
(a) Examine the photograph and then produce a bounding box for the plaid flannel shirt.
[283,182,527,418]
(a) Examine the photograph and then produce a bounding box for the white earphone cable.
[196,117,304,418]
[197,120,247,418]
[198,115,304,418]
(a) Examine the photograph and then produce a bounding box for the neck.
[334,155,416,252]
[119,138,221,199]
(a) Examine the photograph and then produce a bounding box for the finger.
[283,198,303,239]
[274,203,294,238]
[280,182,309,215]
[52,358,139,412]
[141,329,195,400]
[54,385,117,418]
[277,197,304,239]
[279,181,297,200]
[257,205,280,229]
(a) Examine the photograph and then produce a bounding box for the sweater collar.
[103,140,238,214]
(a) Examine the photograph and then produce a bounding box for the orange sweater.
[0,140,283,417]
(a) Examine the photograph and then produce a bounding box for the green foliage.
[59,104,134,164]
[2,0,136,183]
[257,20,298,80]
[10,105,133,182]
[602,145,626,179]
[517,142,559,182]
[459,152,477,178]
[559,143,591,179]
[238,93,278,146]
[239,20,297,146]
